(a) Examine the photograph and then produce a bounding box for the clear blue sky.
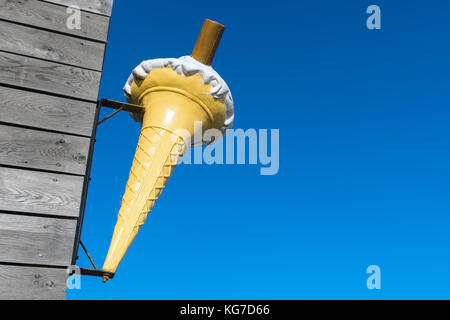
[68,0,450,299]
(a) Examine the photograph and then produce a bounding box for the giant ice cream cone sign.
[102,19,234,282]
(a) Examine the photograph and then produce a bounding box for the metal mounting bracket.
[97,99,144,125]
[71,98,143,278]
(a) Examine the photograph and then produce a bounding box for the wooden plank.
[0,20,105,71]
[0,265,67,299]
[43,0,114,16]
[0,125,90,175]
[0,0,110,42]
[0,86,96,137]
[0,213,77,266]
[0,51,101,101]
[0,167,83,217]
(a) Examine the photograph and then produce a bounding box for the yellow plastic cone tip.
[101,57,234,278]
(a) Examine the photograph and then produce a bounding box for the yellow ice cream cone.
[102,20,233,281]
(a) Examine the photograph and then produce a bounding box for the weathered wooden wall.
[0,0,113,299]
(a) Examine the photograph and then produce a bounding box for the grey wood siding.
[0,265,68,300]
[0,20,105,70]
[44,0,114,16]
[0,125,91,175]
[0,86,96,137]
[0,0,110,42]
[0,51,101,101]
[0,167,84,217]
[0,213,77,266]
[0,0,113,299]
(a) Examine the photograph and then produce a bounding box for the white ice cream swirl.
[123,56,234,133]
